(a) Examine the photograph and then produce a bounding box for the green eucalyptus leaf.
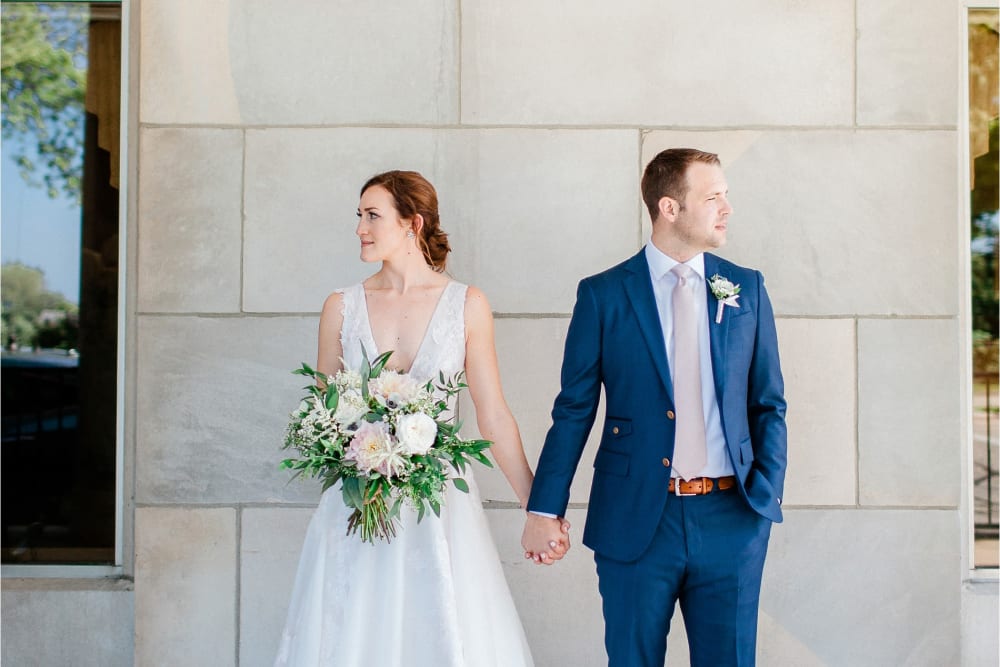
[341,477,364,509]
[371,350,394,376]
[324,384,340,412]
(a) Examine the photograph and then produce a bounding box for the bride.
[275,170,567,666]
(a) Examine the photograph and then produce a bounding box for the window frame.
[0,0,130,580]
[960,0,1000,581]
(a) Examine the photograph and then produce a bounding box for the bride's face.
[356,185,412,263]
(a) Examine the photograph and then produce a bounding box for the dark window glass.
[1,2,121,565]
[969,8,999,569]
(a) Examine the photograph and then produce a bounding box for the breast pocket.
[729,309,755,330]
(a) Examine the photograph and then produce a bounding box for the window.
[968,7,999,569]
[1,1,122,566]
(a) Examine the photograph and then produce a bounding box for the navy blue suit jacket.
[527,249,788,563]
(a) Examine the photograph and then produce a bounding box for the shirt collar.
[645,242,705,282]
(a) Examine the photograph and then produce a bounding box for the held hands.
[521,513,572,565]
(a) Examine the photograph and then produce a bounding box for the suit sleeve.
[527,280,603,516]
[747,270,788,514]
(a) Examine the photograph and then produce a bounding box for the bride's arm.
[317,292,346,379]
[462,287,534,508]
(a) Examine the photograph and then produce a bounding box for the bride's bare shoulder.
[321,290,346,317]
[463,285,493,327]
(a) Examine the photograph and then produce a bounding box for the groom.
[522,148,787,666]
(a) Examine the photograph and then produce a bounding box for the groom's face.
[673,162,732,253]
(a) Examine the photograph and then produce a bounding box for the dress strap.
[336,284,370,370]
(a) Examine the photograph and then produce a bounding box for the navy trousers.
[594,487,771,667]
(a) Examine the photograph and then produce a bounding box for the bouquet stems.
[346,487,398,543]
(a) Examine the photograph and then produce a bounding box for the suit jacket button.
[612,426,619,434]
[662,458,671,467]
[666,410,675,420]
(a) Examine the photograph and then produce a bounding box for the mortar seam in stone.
[240,129,247,314]
[637,129,645,247]
[854,316,861,508]
[132,312,959,320]
[853,0,859,128]
[132,501,958,511]
[235,505,242,667]
[137,122,958,132]
[456,0,463,124]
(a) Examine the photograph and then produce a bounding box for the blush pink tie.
[670,264,707,480]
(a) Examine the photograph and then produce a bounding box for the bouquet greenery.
[281,348,493,544]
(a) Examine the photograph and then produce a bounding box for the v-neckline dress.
[274,281,534,667]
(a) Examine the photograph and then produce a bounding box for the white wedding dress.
[275,281,534,667]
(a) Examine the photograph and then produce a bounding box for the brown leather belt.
[669,475,737,496]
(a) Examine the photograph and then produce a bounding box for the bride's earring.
[406,230,416,239]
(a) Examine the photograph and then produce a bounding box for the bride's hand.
[522,514,571,565]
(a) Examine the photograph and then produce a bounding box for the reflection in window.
[969,9,999,569]
[1,2,121,565]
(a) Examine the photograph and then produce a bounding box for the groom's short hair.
[641,148,721,221]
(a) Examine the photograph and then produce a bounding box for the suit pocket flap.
[593,448,630,476]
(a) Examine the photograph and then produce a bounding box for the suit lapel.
[704,253,730,401]
[622,251,674,400]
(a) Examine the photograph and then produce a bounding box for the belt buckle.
[674,479,698,496]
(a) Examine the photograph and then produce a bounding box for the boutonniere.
[709,274,741,324]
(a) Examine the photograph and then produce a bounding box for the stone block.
[239,507,315,667]
[858,319,961,506]
[136,315,323,504]
[486,508,607,667]
[244,128,638,314]
[135,507,237,667]
[139,0,242,123]
[761,509,960,665]
[462,0,853,126]
[141,0,457,125]
[857,0,958,126]
[1,588,134,667]
[453,129,639,313]
[138,128,243,313]
[962,581,999,667]
[464,317,601,505]
[776,318,856,506]
[643,129,958,316]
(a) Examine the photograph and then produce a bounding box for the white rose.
[332,390,367,427]
[395,413,438,455]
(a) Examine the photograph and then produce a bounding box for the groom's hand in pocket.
[522,513,571,565]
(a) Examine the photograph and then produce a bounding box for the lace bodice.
[336,281,468,383]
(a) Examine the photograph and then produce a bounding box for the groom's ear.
[657,195,679,222]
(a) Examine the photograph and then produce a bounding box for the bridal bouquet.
[281,348,493,544]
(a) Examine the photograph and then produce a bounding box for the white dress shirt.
[645,243,735,479]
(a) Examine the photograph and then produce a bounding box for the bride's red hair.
[361,170,451,272]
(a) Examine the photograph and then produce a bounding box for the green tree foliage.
[1,262,77,349]
[1,3,87,201]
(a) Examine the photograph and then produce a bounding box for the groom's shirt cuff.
[528,510,558,518]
